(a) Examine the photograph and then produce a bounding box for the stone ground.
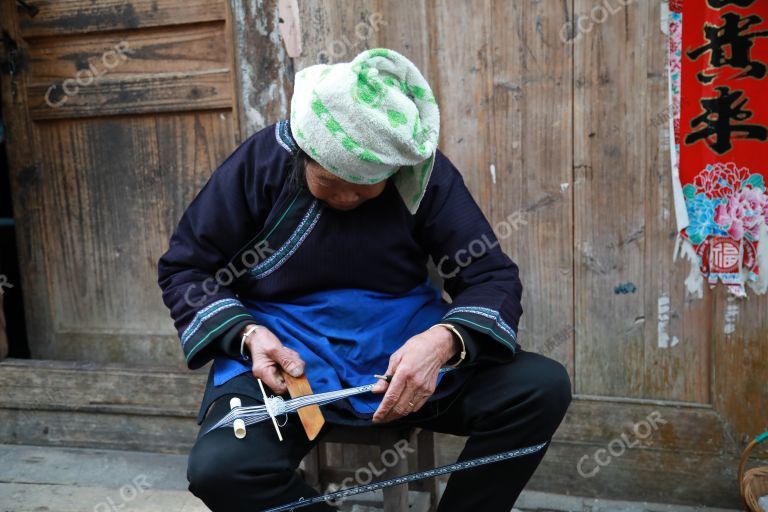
[0,444,741,512]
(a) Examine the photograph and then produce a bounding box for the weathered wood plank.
[5,0,242,363]
[0,409,199,454]
[230,0,294,140]
[28,70,233,120]
[573,0,710,401]
[488,0,574,371]
[526,442,740,509]
[0,295,7,360]
[711,288,768,446]
[641,0,712,404]
[26,23,229,82]
[1,0,56,361]
[18,0,226,38]
[28,111,236,363]
[0,359,206,415]
[437,396,740,509]
[24,20,236,120]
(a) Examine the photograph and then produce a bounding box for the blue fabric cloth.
[212,279,450,415]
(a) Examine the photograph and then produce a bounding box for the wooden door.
[295,0,767,507]
[1,0,243,365]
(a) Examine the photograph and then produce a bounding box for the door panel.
[2,0,241,365]
[573,0,711,403]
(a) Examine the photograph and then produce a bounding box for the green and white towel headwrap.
[290,48,440,214]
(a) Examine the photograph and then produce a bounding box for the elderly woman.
[157,48,571,512]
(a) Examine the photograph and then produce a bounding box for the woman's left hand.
[371,325,459,423]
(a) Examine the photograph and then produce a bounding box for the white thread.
[205,369,455,436]
[267,395,287,416]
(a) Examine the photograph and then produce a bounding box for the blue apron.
[212,279,451,415]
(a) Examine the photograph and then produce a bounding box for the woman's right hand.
[240,324,305,394]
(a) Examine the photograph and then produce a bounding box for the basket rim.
[739,431,768,511]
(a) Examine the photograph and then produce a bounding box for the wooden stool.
[302,425,439,512]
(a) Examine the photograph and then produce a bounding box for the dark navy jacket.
[157,120,524,422]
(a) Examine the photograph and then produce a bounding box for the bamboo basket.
[739,431,768,511]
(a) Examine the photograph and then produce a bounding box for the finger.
[372,353,400,394]
[372,356,401,419]
[265,344,305,377]
[278,346,305,377]
[371,374,389,394]
[372,371,408,423]
[383,376,433,421]
[382,385,420,422]
[410,392,431,413]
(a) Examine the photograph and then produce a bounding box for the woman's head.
[289,149,387,211]
[289,48,440,214]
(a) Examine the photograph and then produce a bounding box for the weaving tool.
[281,370,325,441]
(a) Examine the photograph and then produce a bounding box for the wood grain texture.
[282,371,325,441]
[3,0,241,364]
[31,113,236,364]
[711,288,768,447]
[18,0,226,38]
[0,295,7,360]
[437,398,741,508]
[487,0,574,370]
[229,0,294,140]
[25,22,234,120]
[2,0,56,360]
[0,359,206,453]
[573,0,710,402]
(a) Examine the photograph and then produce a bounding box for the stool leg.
[380,430,409,512]
[414,429,439,512]
[302,444,321,492]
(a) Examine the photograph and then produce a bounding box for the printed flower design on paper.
[693,162,751,199]
[714,185,768,241]
[669,14,683,77]
[684,191,728,245]
[668,12,682,139]
[684,163,768,244]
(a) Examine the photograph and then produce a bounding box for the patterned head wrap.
[290,48,440,214]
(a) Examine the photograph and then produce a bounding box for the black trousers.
[187,350,572,512]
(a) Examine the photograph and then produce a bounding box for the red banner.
[679,0,768,297]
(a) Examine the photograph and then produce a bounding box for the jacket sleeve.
[416,150,524,365]
[157,132,279,369]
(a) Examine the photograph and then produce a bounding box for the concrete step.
[0,443,205,512]
[0,444,742,512]
[514,491,741,512]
